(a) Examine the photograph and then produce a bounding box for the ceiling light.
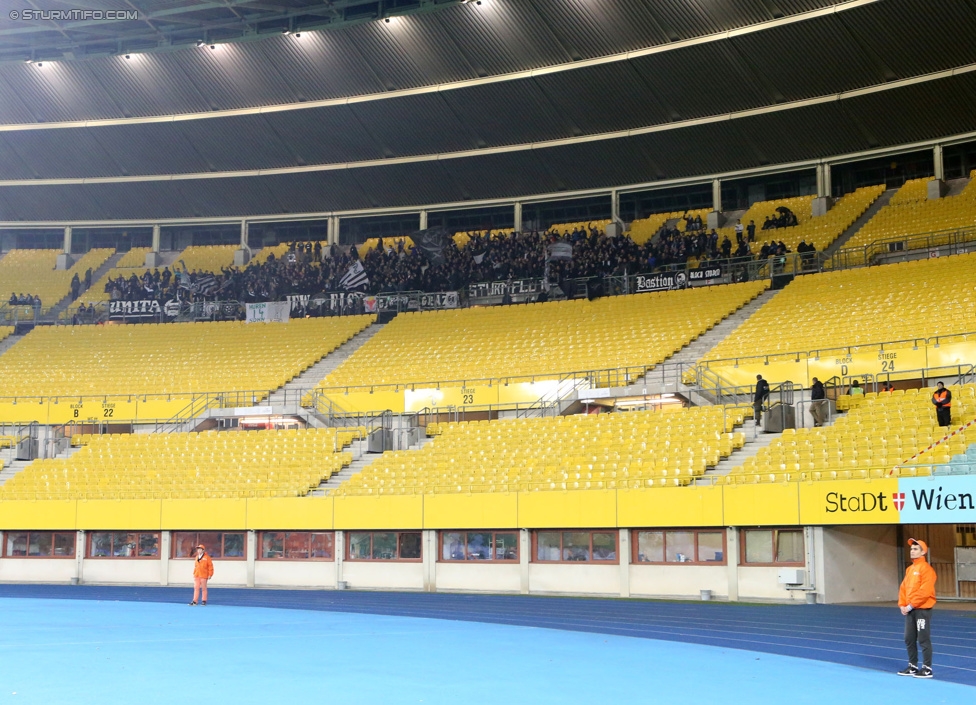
[196,39,205,47]
[282,29,291,35]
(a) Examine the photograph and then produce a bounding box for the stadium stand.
[319,281,767,389]
[115,248,152,268]
[629,209,710,245]
[333,406,748,496]
[0,316,374,398]
[700,252,976,362]
[175,245,239,272]
[549,220,611,236]
[0,249,113,313]
[839,174,976,254]
[725,384,976,483]
[0,427,361,500]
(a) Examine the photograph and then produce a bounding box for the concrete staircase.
[0,332,25,357]
[633,289,780,397]
[823,188,896,257]
[945,176,970,198]
[702,419,782,480]
[49,251,125,319]
[0,458,31,487]
[268,323,384,406]
[312,433,433,495]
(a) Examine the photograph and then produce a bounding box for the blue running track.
[0,585,973,704]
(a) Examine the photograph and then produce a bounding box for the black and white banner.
[688,265,723,284]
[420,291,459,310]
[468,279,543,300]
[109,299,177,319]
[634,272,687,293]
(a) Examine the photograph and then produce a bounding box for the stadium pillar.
[327,216,340,245]
[246,531,256,587]
[519,529,530,594]
[812,165,834,216]
[423,530,436,592]
[419,210,428,230]
[146,225,163,267]
[513,202,522,233]
[335,531,346,588]
[160,532,171,585]
[929,145,947,199]
[618,529,630,598]
[75,530,85,585]
[56,227,74,269]
[707,179,724,230]
[235,220,251,266]
[725,528,739,601]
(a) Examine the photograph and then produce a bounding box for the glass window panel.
[666,531,695,563]
[697,532,724,562]
[349,532,372,560]
[30,532,52,557]
[562,532,591,562]
[494,533,518,560]
[284,533,310,560]
[112,533,136,558]
[465,532,491,560]
[310,533,333,559]
[442,532,465,561]
[592,532,617,561]
[174,532,197,558]
[198,532,221,558]
[262,532,285,559]
[637,531,664,563]
[776,530,804,563]
[744,530,774,564]
[90,532,112,558]
[536,532,561,561]
[53,533,74,557]
[223,533,245,558]
[6,532,28,556]
[372,532,396,560]
[138,534,159,557]
[398,532,421,560]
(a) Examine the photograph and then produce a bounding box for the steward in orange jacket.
[190,544,214,606]
[896,538,937,678]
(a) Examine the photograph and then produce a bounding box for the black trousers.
[937,407,951,427]
[905,608,933,666]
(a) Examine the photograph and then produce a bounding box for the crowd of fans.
[87,211,816,313]
[8,293,41,307]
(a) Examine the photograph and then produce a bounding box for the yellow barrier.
[0,397,193,425]
[0,479,913,531]
[322,380,564,415]
[702,339,976,388]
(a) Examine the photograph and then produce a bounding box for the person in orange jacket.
[897,538,937,678]
[189,544,214,606]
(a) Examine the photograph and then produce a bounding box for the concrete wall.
[630,565,728,599]
[0,527,911,603]
[820,525,900,603]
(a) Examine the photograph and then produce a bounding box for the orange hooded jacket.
[898,539,937,610]
[193,548,214,580]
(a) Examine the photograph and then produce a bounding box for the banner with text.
[109,299,177,320]
[468,279,543,301]
[634,272,687,293]
[246,301,290,323]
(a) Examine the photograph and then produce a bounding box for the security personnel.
[897,538,937,678]
[932,382,952,428]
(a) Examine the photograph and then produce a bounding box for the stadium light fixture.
[196,39,205,47]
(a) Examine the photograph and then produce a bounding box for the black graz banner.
[419,292,459,310]
[634,272,687,293]
[688,265,723,284]
[468,279,543,300]
[109,299,175,319]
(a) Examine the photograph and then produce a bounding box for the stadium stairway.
[945,175,971,197]
[0,332,25,357]
[267,322,384,406]
[822,188,895,258]
[702,420,782,481]
[313,434,434,496]
[47,251,125,321]
[631,289,779,399]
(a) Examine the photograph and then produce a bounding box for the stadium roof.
[1,0,975,222]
